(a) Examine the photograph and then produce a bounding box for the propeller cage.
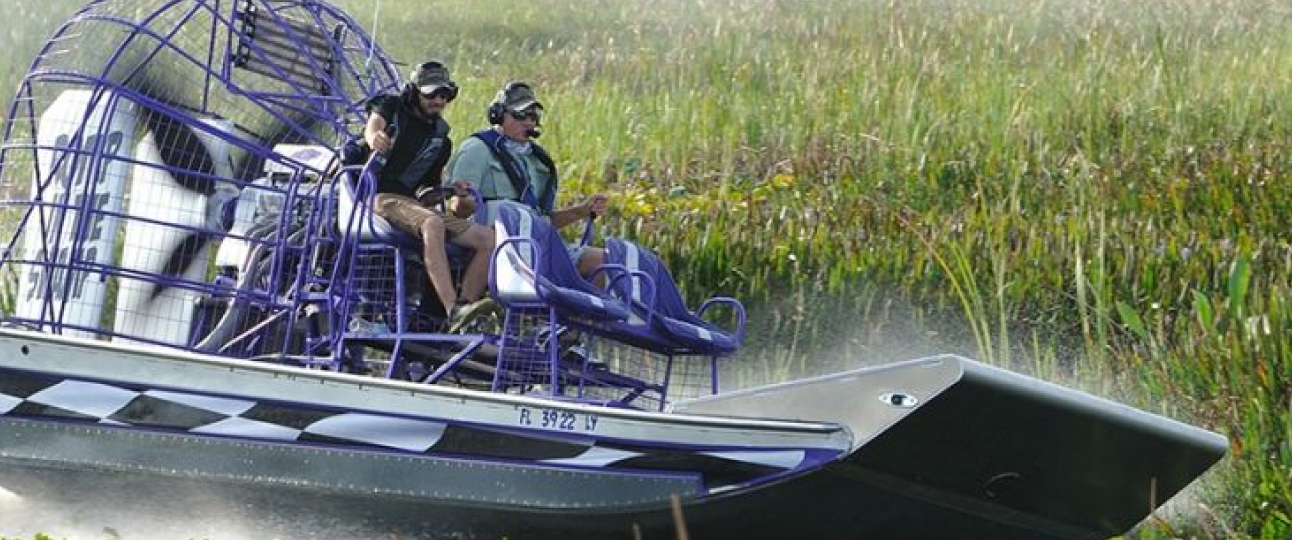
[232,0,340,96]
[0,0,401,356]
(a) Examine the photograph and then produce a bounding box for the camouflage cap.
[496,82,542,111]
[411,61,452,94]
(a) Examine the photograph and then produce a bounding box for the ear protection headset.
[487,81,535,125]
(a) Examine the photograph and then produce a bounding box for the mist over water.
[733,283,1132,391]
[0,467,451,540]
[728,286,981,389]
[2,479,289,540]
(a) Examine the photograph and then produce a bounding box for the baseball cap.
[497,82,542,112]
[411,61,453,94]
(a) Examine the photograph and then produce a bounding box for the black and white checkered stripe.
[0,368,813,487]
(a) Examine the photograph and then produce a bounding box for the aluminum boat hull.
[0,329,1226,539]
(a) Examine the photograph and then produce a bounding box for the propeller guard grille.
[0,0,398,358]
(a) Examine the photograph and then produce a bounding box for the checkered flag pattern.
[0,373,448,451]
[0,368,806,488]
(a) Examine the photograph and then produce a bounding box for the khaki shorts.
[372,193,472,238]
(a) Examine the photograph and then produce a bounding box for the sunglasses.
[509,109,541,122]
[420,86,458,102]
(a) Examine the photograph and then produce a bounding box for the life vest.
[345,94,451,198]
[471,129,557,214]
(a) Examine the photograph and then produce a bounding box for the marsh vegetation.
[1,0,1288,538]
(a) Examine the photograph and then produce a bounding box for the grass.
[343,1,1290,537]
[3,0,1291,538]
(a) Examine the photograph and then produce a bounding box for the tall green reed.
[4,0,1291,535]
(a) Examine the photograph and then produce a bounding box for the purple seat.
[489,203,735,407]
[330,161,489,379]
[334,163,484,291]
[334,164,419,248]
[490,203,629,322]
[604,238,745,356]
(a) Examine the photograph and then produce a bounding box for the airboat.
[0,1,1226,539]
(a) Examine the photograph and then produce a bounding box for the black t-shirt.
[367,94,452,197]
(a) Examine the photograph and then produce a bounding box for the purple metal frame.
[487,209,731,410]
[0,0,398,357]
[0,0,730,410]
[328,157,495,379]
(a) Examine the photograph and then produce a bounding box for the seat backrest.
[491,202,552,302]
[492,202,606,304]
[605,238,746,354]
[334,164,413,244]
[606,239,697,322]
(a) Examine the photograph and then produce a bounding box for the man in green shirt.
[447,82,609,278]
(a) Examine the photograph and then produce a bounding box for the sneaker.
[537,325,582,351]
[342,361,373,375]
[447,297,503,334]
[563,344,606,370]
